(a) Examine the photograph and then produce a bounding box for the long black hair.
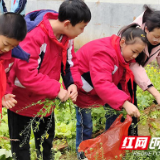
[143,5,160,32]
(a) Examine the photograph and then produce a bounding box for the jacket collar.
[42,12,69,43]
[0,51,12,61]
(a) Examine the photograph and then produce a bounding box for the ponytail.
[142,5,160,32]
[142,5,153,23]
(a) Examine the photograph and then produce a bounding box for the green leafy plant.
[1,63,160,160]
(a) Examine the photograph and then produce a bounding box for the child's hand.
[57,88,70,102]
[147,86,160,105]
[2,94,17,109]
[122,101,140,118]
[67,84,78,102]
[154,93,160,105]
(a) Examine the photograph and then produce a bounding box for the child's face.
[64,21,88,39]
[120,39,146,62]
[145,27,160,45]
[0,35,20,54]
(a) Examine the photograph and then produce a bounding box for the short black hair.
[58,0,91,26]
[143,5,160,32]
[0,12,27,41]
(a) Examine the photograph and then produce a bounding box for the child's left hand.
[155,95,160,105]
[2,94,17,109]
[67,84,78,102]
[147,86,160,105]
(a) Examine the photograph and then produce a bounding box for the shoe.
[77,152,88,160]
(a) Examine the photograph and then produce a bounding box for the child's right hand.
[122,101,140,118]
[57,88,70,102]
[2,94,17,109]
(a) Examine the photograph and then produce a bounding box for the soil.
[138,123,150,136]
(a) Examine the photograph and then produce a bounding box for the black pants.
[127,81,138,136]
[8,110,55,160]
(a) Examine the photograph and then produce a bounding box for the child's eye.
[132,51,136,53]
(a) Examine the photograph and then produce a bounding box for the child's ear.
[63,20,71,28]
[145,26,149,33]
[120,38,126,47]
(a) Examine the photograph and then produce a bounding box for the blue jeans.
[76,107,92,152]
[76,106,123,152]
[75,106,119,152]
[103,104,118,130]
[105,114,118,130]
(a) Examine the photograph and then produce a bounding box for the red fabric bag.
[78,114,132,160]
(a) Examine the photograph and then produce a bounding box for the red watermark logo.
[119,136,151,150]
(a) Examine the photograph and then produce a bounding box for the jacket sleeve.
[13,32,61,99]
[130,62,152,90]
[12,45,30,62]
[14,0,27,14]
[90,51,130,110]
[62,40,82,89]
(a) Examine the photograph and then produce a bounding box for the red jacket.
[0,52,14,118]
[0,47,30,118]
[75,35,130,110]
[7,12,82,117]
[0,52,14,73]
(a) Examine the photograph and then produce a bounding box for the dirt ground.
[60,153,78,160]
[138,123,150,136]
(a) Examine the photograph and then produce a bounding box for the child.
[0,12,27,119]
[11,0,27,16]
[106,5,160,136]
[130,5,160,105]
[74,26,147,160]
[4,0,91,159]
[0,0,7,13]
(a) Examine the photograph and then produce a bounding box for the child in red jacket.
[0,12,27,119]
[3,0,91,160]
[75,25,147,160]
[106,5,160,137]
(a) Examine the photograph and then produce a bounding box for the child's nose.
[4,47,12,52]
[133,53,138,59]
